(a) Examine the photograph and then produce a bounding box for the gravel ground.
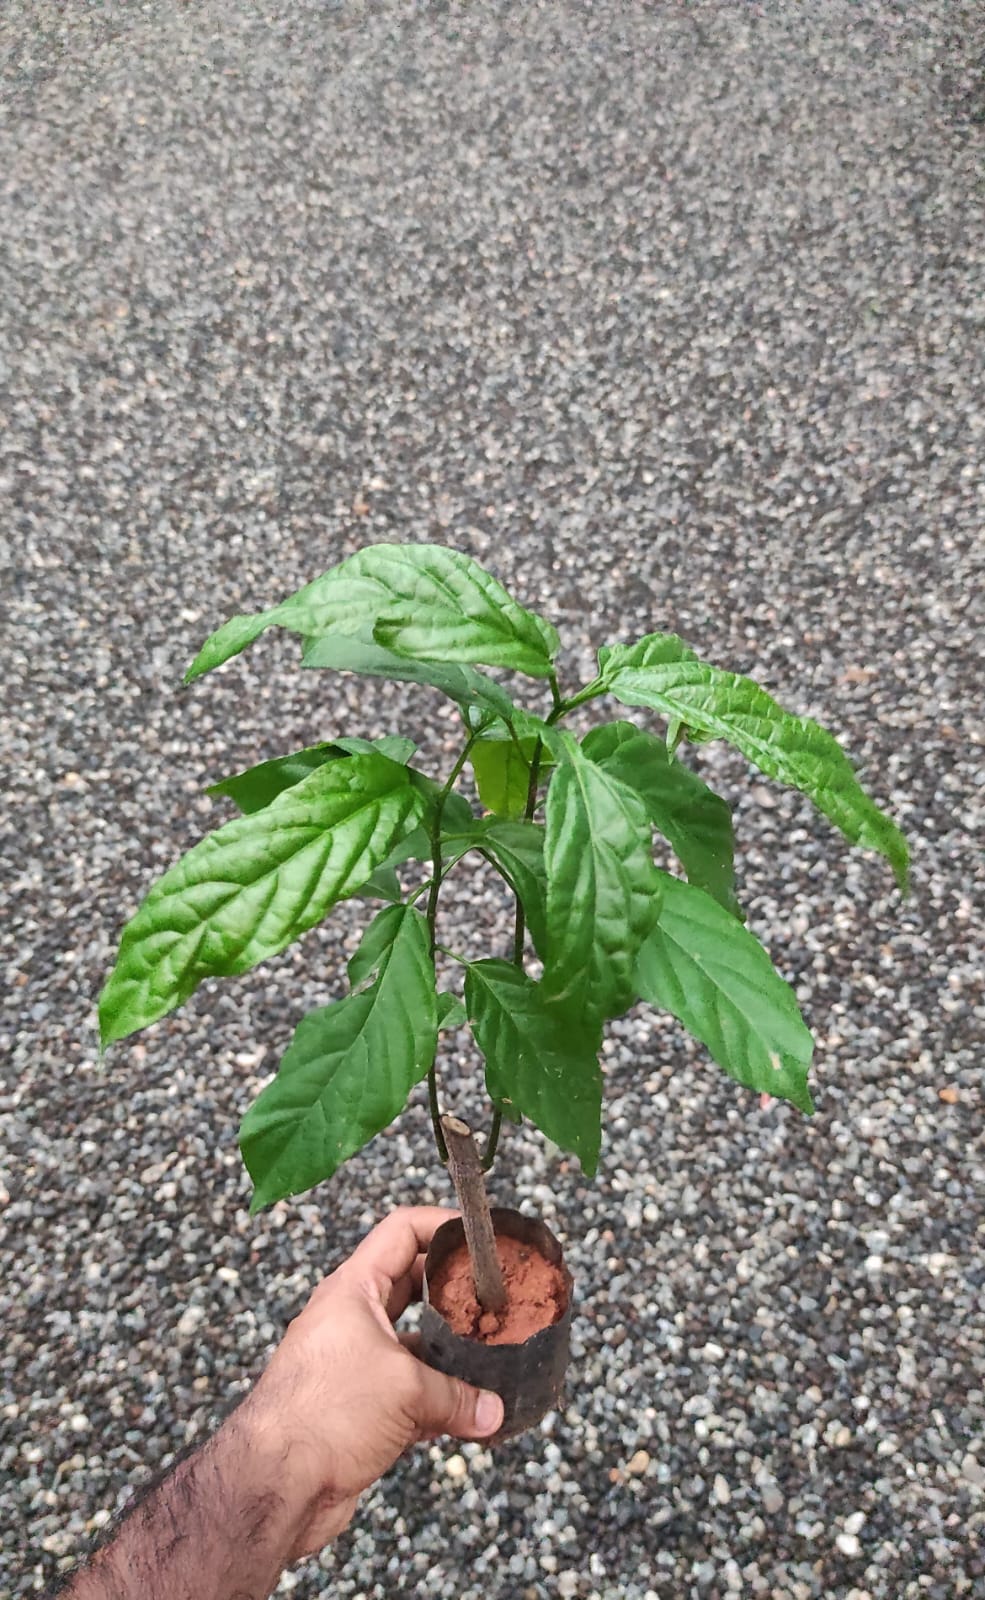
[2,3,983,1596]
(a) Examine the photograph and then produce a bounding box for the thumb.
[411,1362,504,1441]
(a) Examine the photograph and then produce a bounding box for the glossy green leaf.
[478,821,549,957]
[465,960,602,1174]
[432,818,548,957]
[470,736,538,820]
[598,633,697,674]
[186,544,558,682]
[635,872,814,1113]
[582,721,740,918]
[208,736,415,815]
[302,630,517,720]
[240,906,438,1209]
[599,633,908,890]
[354,865,404,904]
[99,755,423,1046]
[542,734,663,1024]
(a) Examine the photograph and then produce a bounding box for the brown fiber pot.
[419,1207,574,1443]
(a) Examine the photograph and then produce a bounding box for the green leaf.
[429,818,548,956]
[240,906,438,1209]
[598,633,697,674]
[208,736,416,815]
[542,734,663,1024]
[599,633,908,891]
[635,872,814,1113]
[354,865,404,904]
[469,735,538,820]
[302,631,517,720]
[464,960,602,1175]
[582,721,740,918]
[407,772,476,839]
[98,754,424,1046]
[187,544,558,682]
[478,821,549,958]
[465,705,554,744]
[437,992,467,1030]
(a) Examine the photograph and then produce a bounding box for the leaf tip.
[578,1145,600,1180]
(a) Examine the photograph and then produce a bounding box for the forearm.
[55,1401,307,1600]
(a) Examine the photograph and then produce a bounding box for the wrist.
[212,1395,314,1563]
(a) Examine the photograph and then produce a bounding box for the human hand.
[240,1206,504,1556]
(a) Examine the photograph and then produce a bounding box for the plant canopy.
[100,543,908,1211]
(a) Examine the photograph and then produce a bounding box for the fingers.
[350,1207,459,1283]
[409,1361,504,1442]
[385,1254,426,1324]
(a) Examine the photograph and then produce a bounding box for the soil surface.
[429,1236,568,1346]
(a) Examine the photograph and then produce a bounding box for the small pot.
[420,1207,573,1443]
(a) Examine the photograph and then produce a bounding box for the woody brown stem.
[440,1115,507,1313]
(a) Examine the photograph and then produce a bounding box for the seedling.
[100,544,907,1215]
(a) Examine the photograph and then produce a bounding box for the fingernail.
[474,1390,503,1434]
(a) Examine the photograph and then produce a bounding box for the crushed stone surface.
[1,3,983,1597]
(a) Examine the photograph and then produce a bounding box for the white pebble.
[177,1305,206,1339]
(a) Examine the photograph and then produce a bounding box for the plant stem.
[482,1109,502,1172]
[483,725,547,1173]
[441,1114,506,1312]
[425,737,480,1164]
[551,677,606,721]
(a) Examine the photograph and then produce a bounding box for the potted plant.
[99,544,907,1439]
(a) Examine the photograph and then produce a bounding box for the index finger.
[349,1206,459,1284]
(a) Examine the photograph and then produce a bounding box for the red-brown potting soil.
[429,1235,568,1346]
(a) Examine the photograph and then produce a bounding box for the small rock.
[177,1305,206,1339]
[713,1473,732,1505]
[626,1449,651,1476]
[444,1453,468,1481]
[836,1533,861,1557]
[843,1511,867,1536]
[761,1482,784,1514]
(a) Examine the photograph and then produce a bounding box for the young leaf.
[407,772,476,839]
[240,906,438,1210]
[582,721,740,918]
[634,872,814,1113]
[469,735,539,820]
[478,821,549,957]
[208,736,415,815]
[354,865,404,904]
[437,992,467,1030]
[186,544,559,683]
[464,960,603,1175]
[98,754,423,1046]
[302,631,517,720]
[542,734,663,1025]
[599,634,908,890]
[431,818,548,956]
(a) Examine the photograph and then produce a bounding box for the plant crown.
[99,544,908,1211]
